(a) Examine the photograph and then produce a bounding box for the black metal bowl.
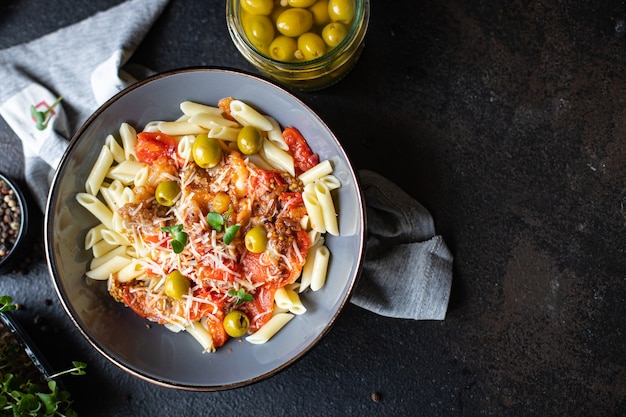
[0,172,29,274]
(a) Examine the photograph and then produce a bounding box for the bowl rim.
[44,66,367,390]
[0,172,28,271]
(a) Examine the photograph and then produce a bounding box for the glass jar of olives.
[226,0,370,91]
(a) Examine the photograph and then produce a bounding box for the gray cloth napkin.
[0,0,453,320]
[0,0,169,211]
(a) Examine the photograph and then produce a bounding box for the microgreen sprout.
[0,296,16,313]
[161,224,188,254]
[206,207,240,245]
[46,361,87,380]
[227,288,254,306]
[0,295,85,416]
[206,212,224,232]
[30,96,63,131]
[223,224,240,245]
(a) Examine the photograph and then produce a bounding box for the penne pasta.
[302,185,325,233]
[76,192,113,230]
[134,166,150,187]
[286,289,306,315]
[85,145,113,196]
[307,229,325,248]
[116,259,146,282]
[260,138,295,176]
[229,99,273,131]
[264,115,288,150]
[119,122,137,161]
[85,224,106,250]
[185,321,215,353]
[100,180,125,213]
[143,120,163,132]
[111,212,126,234]
[180,100,223,117]
[208,126,240,141]
[189,112,239,129]
[89,245,127,270]
[299,248,315,292]
[246,153,274,171]
[101,229,131,246]
[309,245,330,291]
[105,134,126,163]
[107,160,145,185]
[177,135,194,162]
[157,121,208,136]
[91,239,118,258]
[245,313,294,344]
[298,159,333,185]
[318,174,341,191]
[85,254,132,280]
[313,181,339,236]
[274,287,293,310]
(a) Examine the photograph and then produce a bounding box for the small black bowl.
[0,172,29,274]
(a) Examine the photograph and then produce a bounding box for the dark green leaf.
[227,288,254,306]
[171,239,184,254]
[0,295,16,312]
[161,224,182,235]
[161,224,188,254]
[223,224,240,245]
[16,393,40,413]
[206,212,224,231]
[70,362,87,376]
[36,391,58,414]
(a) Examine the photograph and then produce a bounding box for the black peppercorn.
[0,178,21,262]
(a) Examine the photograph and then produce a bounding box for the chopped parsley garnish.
[161,224,188,254]
[227,288,254,305]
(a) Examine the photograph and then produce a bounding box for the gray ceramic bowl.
[45,67,366,390]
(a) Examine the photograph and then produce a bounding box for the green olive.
[164,270,190,300]
[155,181,180,206]
[328,0,355,24]
[223,310,250,338]
[269,35,298,61]
[297,32,327,60]
[309,0,330,25]
[212,192,231,214]
[242,14,275,52]
[321,22,348,47]
[288,0,317,7]
[237,125,263,155]
[270,5,288,22]
[245,225,267,253]
[240,0,274,15]
[192,133,222,168]
[276,8,313,37]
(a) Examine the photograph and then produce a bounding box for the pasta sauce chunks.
[78,98,340,352]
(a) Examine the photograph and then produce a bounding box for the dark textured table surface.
[1,1,625,416]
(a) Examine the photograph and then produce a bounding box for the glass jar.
[226,0,370,91]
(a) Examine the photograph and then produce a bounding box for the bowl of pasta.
[45,67,365,390]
